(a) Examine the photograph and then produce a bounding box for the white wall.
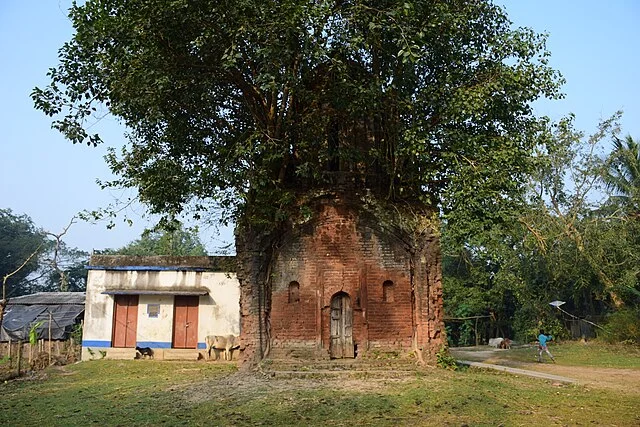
[82,268,240,360]
[199,272,240,338]
[82,269,114,346]
[137,294,174,345]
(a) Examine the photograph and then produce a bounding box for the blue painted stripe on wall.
[82,340,111,347]
[85,265,210,272]
[83,340,204,349]
[136,342,172,349]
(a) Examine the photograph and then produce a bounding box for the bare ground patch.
[532,365,640,393]
[182,367,428,405]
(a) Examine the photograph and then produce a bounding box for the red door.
[112,295,138,347]
[172,296,199,348]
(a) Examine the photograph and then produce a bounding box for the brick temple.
[236,192,445,365]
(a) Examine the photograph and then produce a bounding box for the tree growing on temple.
[33,0,562,364]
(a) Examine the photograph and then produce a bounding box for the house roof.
[2,292,85,341]
[101,288,209,296]
[7,292,86,306]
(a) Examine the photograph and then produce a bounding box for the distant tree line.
[1,209,88,297]
[98,223,208,257]
[443,114,640,345]
[1,210,208,299]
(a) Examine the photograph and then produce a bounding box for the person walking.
[537,330,555,363]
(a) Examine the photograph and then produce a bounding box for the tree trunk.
[235,223,281,368]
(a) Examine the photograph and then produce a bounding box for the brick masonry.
[236,195,445,366]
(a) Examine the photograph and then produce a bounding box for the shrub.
[512,304,569,342]
[602,308,640,344]
[436,346,458,371]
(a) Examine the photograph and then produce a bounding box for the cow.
[488,337,504,348]
[205,334,239,361]
[488,337,512,349]
[499,338,512,349]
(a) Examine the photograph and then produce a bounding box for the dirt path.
[456,360,577,383]
[450,346,640,393]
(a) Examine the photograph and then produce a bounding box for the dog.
[135,346,154,359]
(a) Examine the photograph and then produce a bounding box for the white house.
[82,255,239,360]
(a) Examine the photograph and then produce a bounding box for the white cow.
[488,337,504,348]
[205,334,239,361]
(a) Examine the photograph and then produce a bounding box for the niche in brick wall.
[288,281,300,303]
[383,280,394,302]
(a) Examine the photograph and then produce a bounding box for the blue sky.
[1,1,639,254]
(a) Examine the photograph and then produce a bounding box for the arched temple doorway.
[329,292,354,358]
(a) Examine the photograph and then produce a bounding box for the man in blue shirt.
[537,330,555,363]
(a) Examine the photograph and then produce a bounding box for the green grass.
[0,346,638,426]
[191,372,638,426]
[0,361,235,425]
[550,341,640,368]
[485,341,640,368]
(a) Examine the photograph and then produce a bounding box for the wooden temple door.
[172,295,199,349]
[112,295,138,348]
[330,292,354,358]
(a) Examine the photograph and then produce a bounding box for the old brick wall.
[267,198,443,360]
[236,195,445,366]
[407,230,445,362]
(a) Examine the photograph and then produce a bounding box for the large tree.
[33,0,562,361]
[33,0,561,229]
[443,117,640,346]
[37,243,90,293]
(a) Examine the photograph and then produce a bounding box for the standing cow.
[488,337,512,349]
[488,337,504,348]
[205,335,239,361]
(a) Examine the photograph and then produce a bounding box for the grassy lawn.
[548,341,640,368]
[0,344,638,426]
[455,340,640,368]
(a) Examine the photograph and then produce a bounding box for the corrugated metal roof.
[1,303,85,341]
[7,292,86,306]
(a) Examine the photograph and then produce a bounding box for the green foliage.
[70,323,83,343]
[602,308,640,344]
[33,0,562,239]
[601,135,640,214]
[28,321,44,346]
[39,244,89,293]
[102,223,208,256]
[443,113,640,344]
[436,346,458,371]
[0,209,47,297]
[0,209,89,296]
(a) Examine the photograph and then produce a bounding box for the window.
[147,304,160,318]
[288,281,300,303]
[383,280,394,302]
